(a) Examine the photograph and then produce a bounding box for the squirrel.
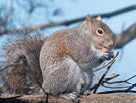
[1,15,114,102]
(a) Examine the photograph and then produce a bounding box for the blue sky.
[0,0,136,91]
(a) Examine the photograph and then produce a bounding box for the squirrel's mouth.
[102,47,114,60]
[95,46,114,60]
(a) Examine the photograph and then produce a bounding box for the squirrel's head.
[81,14,114,60]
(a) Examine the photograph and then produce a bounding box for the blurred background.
[0,0,136,93]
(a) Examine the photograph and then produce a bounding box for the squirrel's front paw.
[59,92,80,103]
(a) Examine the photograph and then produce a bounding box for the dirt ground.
[1,94,136,103]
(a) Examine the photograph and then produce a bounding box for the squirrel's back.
[1,35,44,94]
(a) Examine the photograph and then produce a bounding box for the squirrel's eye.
[96,28,103,35]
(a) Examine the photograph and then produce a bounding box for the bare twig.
[93,56,119,72]
[98,90,136,94]
[102,84,129,89]
[93,52,119,93]
[99,4,136,18]
[92,73,136,90]
[105,74,136,84]
[126,75,136,81]
[97,74,136,93]
[103,73,119,82]
[115,22,136,49]
[90,73,119,91]
[126,83,136,91]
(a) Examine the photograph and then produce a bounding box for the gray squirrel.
[1,15,114,102]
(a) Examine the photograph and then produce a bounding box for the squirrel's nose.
[107,40,114,49]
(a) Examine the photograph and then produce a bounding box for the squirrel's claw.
[104,51,114,60]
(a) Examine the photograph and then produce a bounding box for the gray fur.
[40,15,114,101]
[1,35,44,94]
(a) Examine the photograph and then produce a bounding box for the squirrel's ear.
[87,14,93,23]
[96,16,101,21]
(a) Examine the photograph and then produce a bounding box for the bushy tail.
[1,35,45,94]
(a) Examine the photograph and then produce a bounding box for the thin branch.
[0,4,136,35]
[105,74,136,84]
[98,90,136,94]
[105,80,131,85]
[103,73,119,82]
[91,73,136,91]
[126,75,136,81]
[95,74,136,93]
[90,73,119,91]
[99,4,136,18]
[93,54,120,72]
[93,52,119,93]
[115,22,136,49]
[102,84,129,89]
[126,83,136,91]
